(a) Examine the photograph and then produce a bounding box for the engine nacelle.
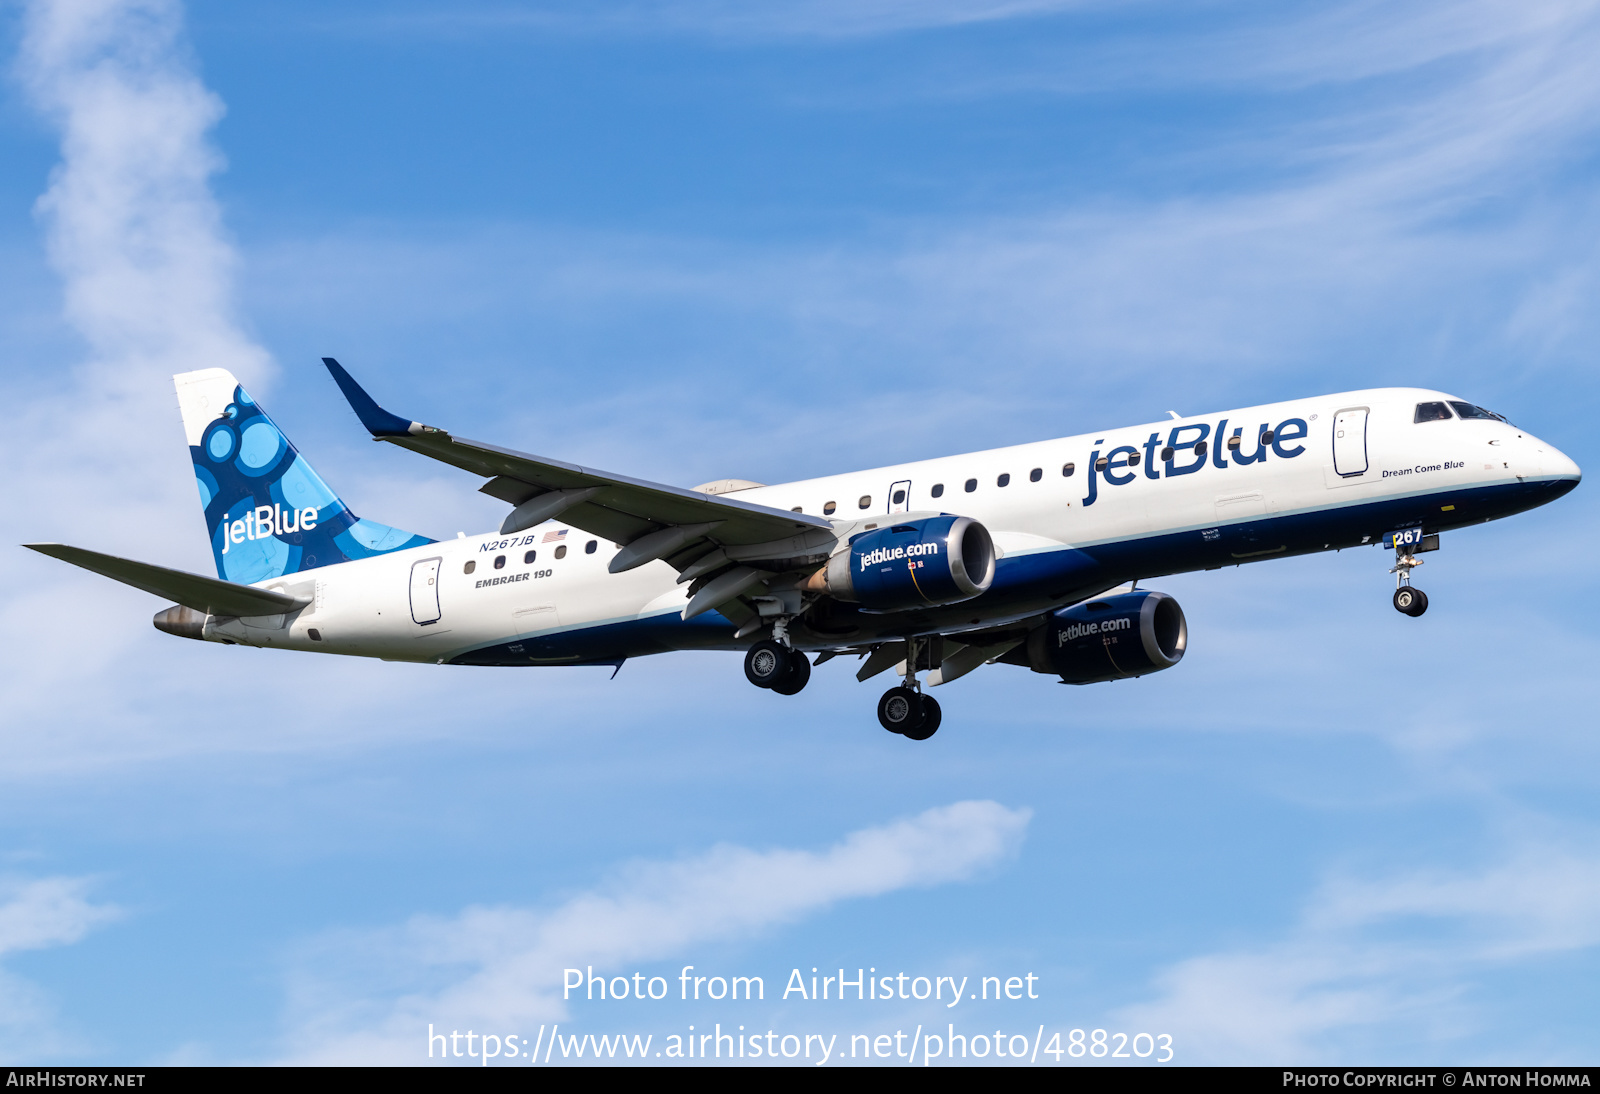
[813,515,996,612]
[1026,590,1187,683]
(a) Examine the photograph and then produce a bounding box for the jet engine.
[1022,590,1187,683]
[807,515,995,612]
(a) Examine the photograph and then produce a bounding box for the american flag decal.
[542,528,568,543]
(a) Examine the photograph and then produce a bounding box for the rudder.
[175,368,433,584]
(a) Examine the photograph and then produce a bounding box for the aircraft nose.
[1549,446,1582,483]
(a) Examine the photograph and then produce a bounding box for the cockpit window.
[1414,401,1453,423]
[1449,401,1507,423]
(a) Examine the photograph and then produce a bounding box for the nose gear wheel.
[1393,586,1428,616]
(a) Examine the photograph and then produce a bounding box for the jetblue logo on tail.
[218,504,319,555]
[181,376,433,584]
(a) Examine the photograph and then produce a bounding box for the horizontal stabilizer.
[24,544,308,618]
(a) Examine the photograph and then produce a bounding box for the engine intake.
[1025,590,1187,683]
[812,515,995,612]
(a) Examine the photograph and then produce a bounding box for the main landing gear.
[875,635,941,741]
[742,625,942,741]
[743,630,812,695]
[1390,544,1429,617]
[877,686,941,741]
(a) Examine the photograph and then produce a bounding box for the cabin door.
[1332,407,1370,477]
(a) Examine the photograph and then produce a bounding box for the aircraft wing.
[323,358,833,574]
[24,543,308,617]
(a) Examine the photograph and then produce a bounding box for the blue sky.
[1,0,1598,1066]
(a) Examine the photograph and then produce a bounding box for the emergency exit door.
[409,557,442,625]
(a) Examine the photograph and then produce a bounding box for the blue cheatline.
[190,382,434,584]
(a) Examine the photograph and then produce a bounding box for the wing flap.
[25,544,308,618]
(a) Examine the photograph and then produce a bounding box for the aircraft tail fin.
[174,368,434,583]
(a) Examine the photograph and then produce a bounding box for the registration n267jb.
[28,361,1581,740]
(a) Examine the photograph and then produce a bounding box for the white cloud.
[1117,841,1600,1063]
[6,0,267,539]
[0,875,118,957]
[7,0,272,546]
[320,0,1101,41]
[0,876,121,1058]
[277,800,1031,1064]
[0,0,284,768]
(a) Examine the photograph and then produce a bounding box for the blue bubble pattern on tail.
[191,383,434,583]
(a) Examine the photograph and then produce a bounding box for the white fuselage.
[205,387,1580,666]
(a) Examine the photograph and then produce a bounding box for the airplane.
[26,360,1581,740]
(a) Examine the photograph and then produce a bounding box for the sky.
[0,0,1598,1067]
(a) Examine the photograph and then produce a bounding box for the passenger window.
[892,489,906,505]
[823,501,837,515]
[1226,435,1241,449]
[1414,402,1453,423]
[463,560,476,574]
[964,478,977,493]
[585,540,597,554]
[997,473,1010,487]
[858,495,871,509]
[791,506,803,513]
[1029,468,1042,482]
[1260,430,1275,444]
[493,555,506,570]
[931,483,944,498]
[1094,458,1108,471]
[524,550,536,564]
[1161,447,1174,462]
[1062,463,1075,477]
[1194,441,1207,455]
[554,545,567,559]
[1448,401,1498,421]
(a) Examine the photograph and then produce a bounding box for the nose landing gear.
[1388,536,1431,617]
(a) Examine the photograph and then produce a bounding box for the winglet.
[321,357,439,438]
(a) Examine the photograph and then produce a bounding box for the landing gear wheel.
[744,640,793,688]
[902,695,941,741]
[877,686,924,735]
[771,653,812,695]
[1393,587,1429,617]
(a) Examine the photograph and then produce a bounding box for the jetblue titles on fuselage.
[1081,416,1309,505]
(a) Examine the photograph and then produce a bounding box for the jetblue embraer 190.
[27,361,1581,739]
